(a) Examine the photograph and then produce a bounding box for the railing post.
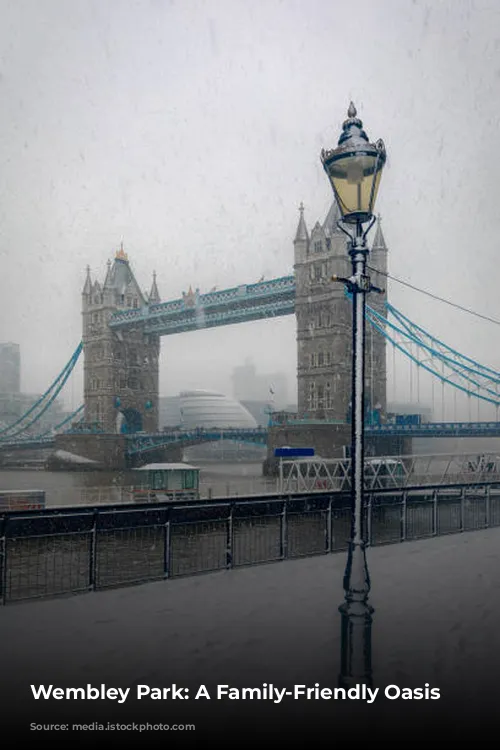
[401,492,407,542]
[486,484,491,528]
[164,515,171,578]
[281,499,288,560]
[433,490,438,536]
[367,495,372,546]
[460,487,466,532]
[226,504,234,569]
[88,510,98,591]
[326,496,332,553]
[1,518,7,606]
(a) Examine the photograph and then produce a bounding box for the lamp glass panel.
[327,153,383,218]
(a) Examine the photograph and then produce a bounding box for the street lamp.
[321,102,386,688]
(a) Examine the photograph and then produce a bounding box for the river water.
[0,459,278,508]
[3,436,500,509]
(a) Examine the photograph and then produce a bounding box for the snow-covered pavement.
[2,527,500,739]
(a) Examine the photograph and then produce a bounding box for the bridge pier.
[366,435,412,459]
[264,424,412,476]
[264,424,351,476]
[51,435,186,470]
[52,434,128,470]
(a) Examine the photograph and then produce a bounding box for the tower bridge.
[81,201,387,445]
[2,202,500,469]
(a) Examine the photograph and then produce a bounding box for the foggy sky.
[1,0,500,413]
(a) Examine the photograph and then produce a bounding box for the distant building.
[232,359,288,408]
[160,394,297,430]
[160,390,264,461]
[0,342,20,394]
[179,390,257,429]
[159,396,182,428]
[160,391,260,429]
[0,343,66,434]
[0,392,66,434]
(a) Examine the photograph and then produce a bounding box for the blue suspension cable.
[367,315,500,407]
[35,404,84,439]
[3,353,82,440]
[0,343,82,439]
[386,302,500,379]
[386,304,500,399]
[366,306,500,400]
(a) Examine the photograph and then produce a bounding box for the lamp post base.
[338,598,374,689]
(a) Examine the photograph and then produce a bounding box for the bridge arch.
[117,408,143,434]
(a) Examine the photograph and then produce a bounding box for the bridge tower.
[294,203,387,424]
[82,247,160,434]
[367,216,389,418]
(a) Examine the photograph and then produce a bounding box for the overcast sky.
[1,0,500,413]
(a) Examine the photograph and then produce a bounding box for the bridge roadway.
[125,421,500,456]
[126,427,268,455]
[3,420,500,452]
[128,420,500,453]
[108,274,296,335]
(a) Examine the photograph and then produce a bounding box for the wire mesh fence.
[1,482,500,604]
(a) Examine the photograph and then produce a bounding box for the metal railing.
[279,452,500,493]
[43,482,279,508]
[2,482,500,605]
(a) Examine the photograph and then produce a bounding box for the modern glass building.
[179,390,258,429]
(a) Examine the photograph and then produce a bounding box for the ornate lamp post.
[321,103,386,687]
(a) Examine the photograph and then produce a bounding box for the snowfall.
[2,527,500,739]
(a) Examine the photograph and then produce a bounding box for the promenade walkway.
[1,527,500,739]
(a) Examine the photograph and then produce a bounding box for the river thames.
[0,459,277,507]
[2,435,500,508]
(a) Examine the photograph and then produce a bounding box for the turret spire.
[148,270,161,303]
[103,259,112,289]
[82,265,92,295]
[116,242,128,262]
[294,202,309,242]
[371,214,388,251]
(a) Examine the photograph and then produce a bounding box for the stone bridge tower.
[82,247,160,434]
[294,203,387,425]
